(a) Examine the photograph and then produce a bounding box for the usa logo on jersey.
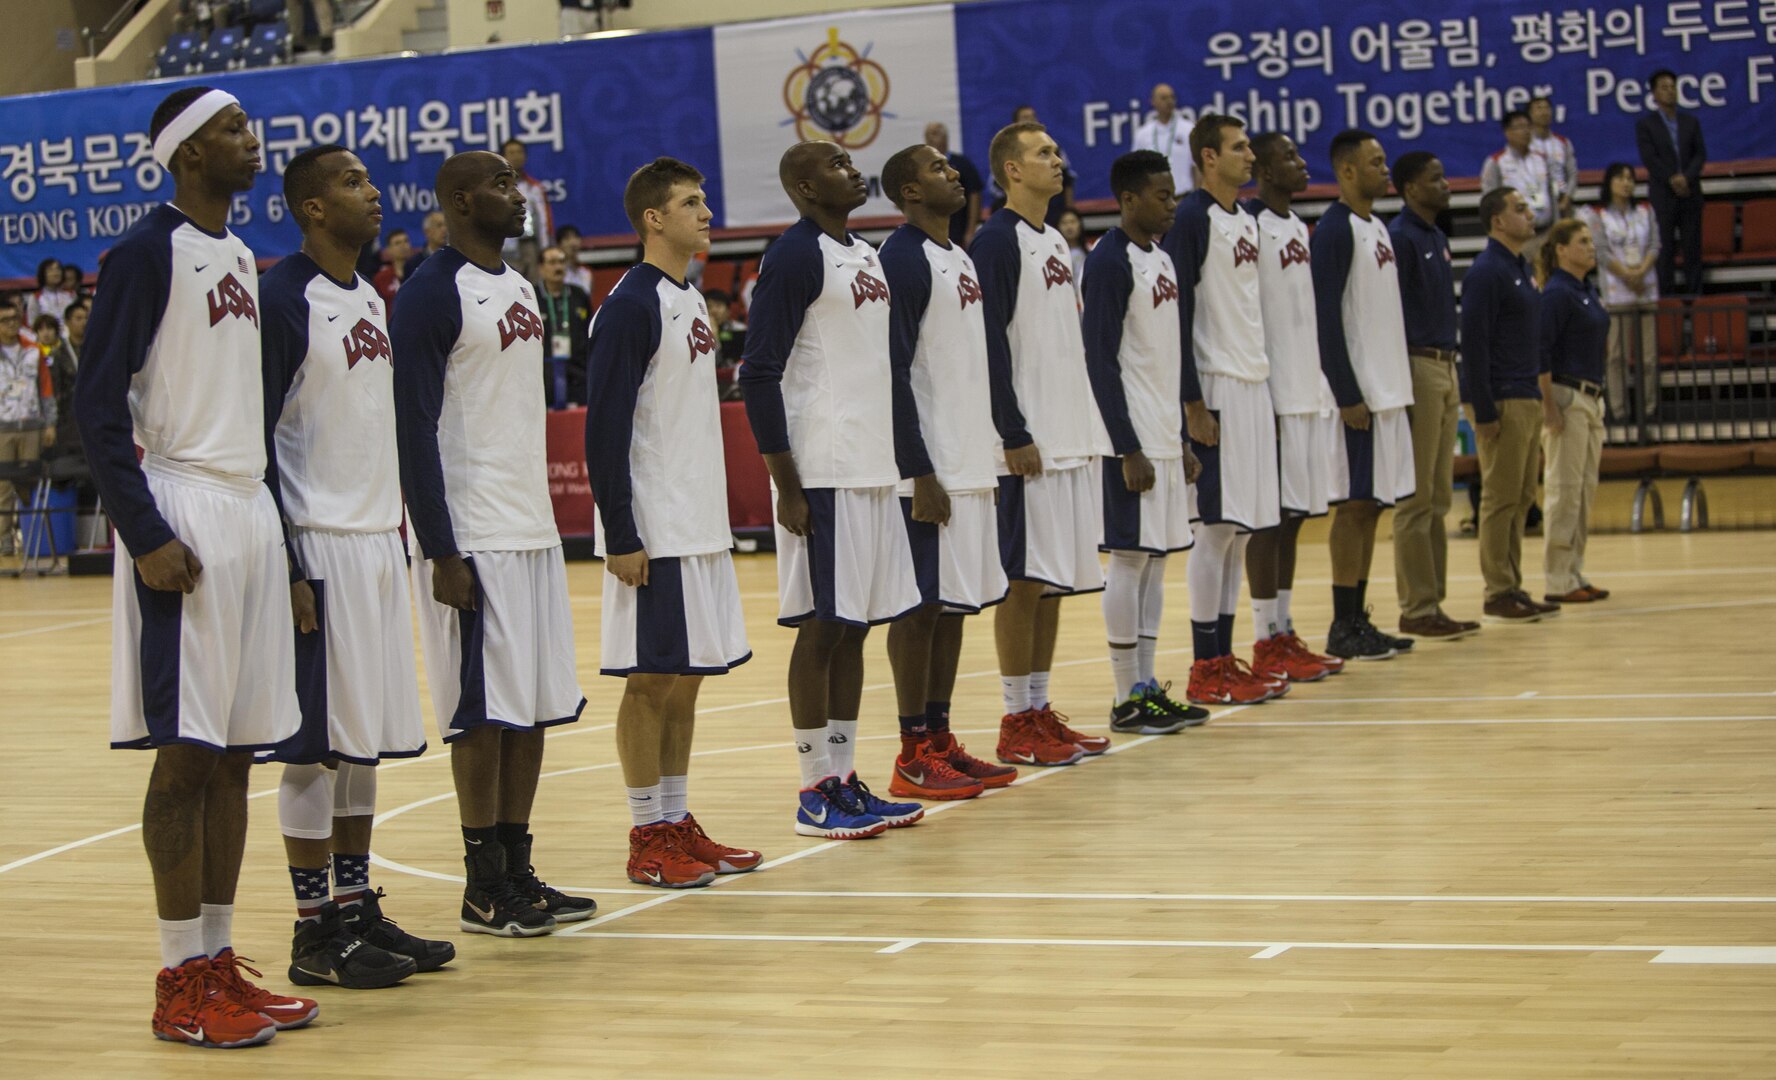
[1151,273,1179,307]
[343,318,392,369]
[957,271,983,309]
[1279,238,1311,270]
[206,273,258,327]
[497,302,545,350]
[686,317,716,360]
[1042,254,1072,290]
[850,269,890,309]
[1232,236,1260,268]
[1374,238,1397,269]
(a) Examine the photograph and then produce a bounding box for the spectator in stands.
[27,259,75,333]
[1462,187,1557,624]
[1527,96,1578,220]
[555,224,594,294]
[1481,111,1555,261]
[1535,218,1611,607]
[535,245,592,407]
[407,208,448,274]
[704,288,746,401]
[1635,69,1707,295]
[372,227,412,308]
[992,105,1074,224]
[501,138,554,280]
[1131,82,1194,194]
[60,263,86,300]
[45,299,86,468]
[924,121,984,246]
[1057,207,1088,300]
[0,298,55,557]
[1586,161,1661,420]
[560,0,601,36]
[288,0,334,53]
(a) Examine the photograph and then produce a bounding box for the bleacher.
[156,0,295,78]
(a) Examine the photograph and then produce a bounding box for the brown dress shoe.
[1398,614,1462,638]
[1544,588,1595,604]
[1516,590,1561,616]
[1483,594,1542,622]
[1436,611,1481,636]
[1582,584,1610,600]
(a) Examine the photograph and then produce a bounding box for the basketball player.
[1162,115,1286,707]
[970,121,1114,764]
[1311,130,1419,661]
[738,141,925,838]
[262,144,453,985]
[76,86,315,1046]
[1240,133,1347,683]
[393,151,594,935]
[1081,150,1206,734]
[877,143,1018,800]
[586,157,762,887]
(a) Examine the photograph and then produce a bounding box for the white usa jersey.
[1081,228,1184,460]
[74,204,266,555]
[738,218,897,489]
[1246,202,1337,417]
[584,263,731,558]
[968,208,1111,467]
[1310,203,1413,412]
[261,254,400,533]
[1164,189,1268,387]
[879,225,999,495]
[392,248,558,559]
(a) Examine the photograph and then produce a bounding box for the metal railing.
[81,0,149,58]
[1604,296,1775,447]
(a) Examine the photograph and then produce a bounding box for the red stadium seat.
[701,259,739,295]
[1733,199,1776,261]
[1655,297,1688,366]
[590,266,626,307]
[1701,201,1736,261]
[1687,295,1749,363]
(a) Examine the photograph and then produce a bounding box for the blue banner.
[0,28,720,278]
[954,0,1774,200]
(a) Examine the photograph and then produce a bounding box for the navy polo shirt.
[1539,268,1609,386]
[1459,238,1542,422]
[1389,209,1458,352]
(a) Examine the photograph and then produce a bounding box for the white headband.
[152,89,241,169]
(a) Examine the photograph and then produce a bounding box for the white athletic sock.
[626,783,663,827]
[1137,554,1166,685]
[1277,588,1294,633]
[1000,674,1030,715]
[659,774,689,823]
[200,903,232,958]
[1135,636,1157,687]
[1108,646,1140,701]
[796,724,831,788]
[1029,670,1051,709]
[159,916,205,970]
[827,719,858,779]
[1252,596,1280,642]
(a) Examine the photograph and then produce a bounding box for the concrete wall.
[447,0,557,47]
[73,0,180,89]
[0,0,123,97]
[336,0,429,57]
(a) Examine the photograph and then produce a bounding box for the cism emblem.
[1232,236,1259,268]
[1279,238,1310,269]
[1151,273,1179,307]
[497,302,545,350]
[1041,255,1073,290]
[1375,238,1397,269]
[686,317,716,359]
[343,318,391,369]
[957,271,982,309]
[207,273,258,327]
[850,269,890,308]
[783,26,891,149]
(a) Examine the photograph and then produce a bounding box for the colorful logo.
[1041,255,1073,291]
[1232,236,1260,268]
[497,302,545,351]
[783,27,892,150]
[1151,273,1179,308]
[957,271,982,310]
[343,318,391,369]
[686,317,716,359]
[1279,238,1311,270]
[1374,238,1397,270]
[206,273,257,328]
[850,269,890,309]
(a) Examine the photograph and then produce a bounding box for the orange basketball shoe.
[929,730,1017,788]
[889,739,986,800]
[1186,657,1232,705]
[151,957,276,1048]
[1033,705,1110,755]
[1252,635,1333,683]
[996,710,1085,766]
[1226,656,1288,702]
[628,821,716,888]
[1280,631,1343,673]
[672,813,763,874]
[208,949,318,1031]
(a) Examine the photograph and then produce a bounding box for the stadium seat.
[1687,295,1749,363]
[243,0,287,21]
[1734,199,1776,261]
[200,26,247,73]
[590,266,626,307]
[156,30,203,78]
[701,260,739,296]
[1700,201,1736,261]
[1655,296,1688,365]
[1750,442,1776,470]
[243,19,289,67]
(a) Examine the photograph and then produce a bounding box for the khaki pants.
[1475,398,1541,601]
[1541,386,1603,595]
[1604,305,1658,419]
[0,428,43,553]
[1393,353,1460,618]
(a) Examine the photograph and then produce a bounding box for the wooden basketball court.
[2,523,1773,1078]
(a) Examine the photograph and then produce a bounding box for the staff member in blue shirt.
[1388,151,1478,642]
[1535,217,1612,607]
[1462,186,1558,624]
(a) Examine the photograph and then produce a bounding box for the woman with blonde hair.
[1536,217,1612,604]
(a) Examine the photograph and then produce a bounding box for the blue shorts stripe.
[276,578,333,764]
[996,474,1027,580]
[803,488,841,623]
[900,497,941,607]
[1101,455,1144,552]
[635,557,692,673]
[1190,412,1225,523]
[450,558,489,735]
[1344,422,1378,503]
[135,565,183,747]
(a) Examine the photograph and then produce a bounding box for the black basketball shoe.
[462,844,557,937]
[288,901,417,989]
[506,833,598,922]
[341,888,456,972]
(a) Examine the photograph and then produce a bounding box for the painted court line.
[596,888,1776,905]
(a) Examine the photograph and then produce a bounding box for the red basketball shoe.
[628,821,716,888]
[151,957,276,1048]
[929,730,1017,788]
[209,949,318,1030]
[1033,705,1110,755]
[996,710,1085,766]
[672,814,762,874]
[889,739,986,800]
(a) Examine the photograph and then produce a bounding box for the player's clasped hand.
[1121,450,1155,494]
[431,554,478,611]
[1339,401,1372,431]
[607,548,650,588]
[289,579,319,633]
[1185,401,1219,446]
[1182,445,1203,484]
[1003,442,1043,478]
[910,473,951,526]
[135,538,203,593]
[776,487,813,537]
